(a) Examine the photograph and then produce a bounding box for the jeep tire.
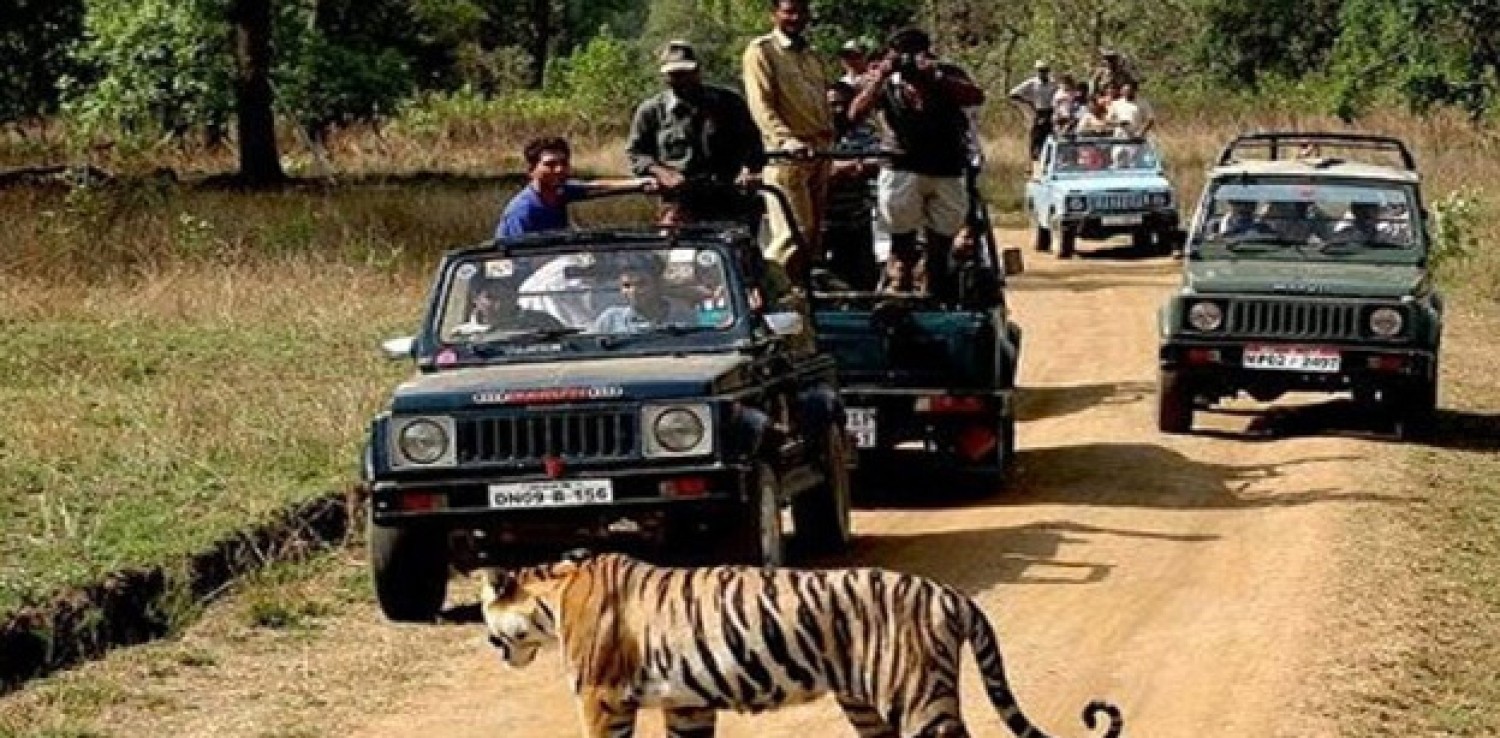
[793,426,853,554]
[1058,224,1078,259]
[729,462,786,567]
[1131,228,1153,253]
[1034,223,1052,253]
[369,521,449,623]
[1157,369,1194,434]
[1395,376,1438,440]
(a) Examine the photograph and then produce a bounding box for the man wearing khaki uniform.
[743,0,834,283]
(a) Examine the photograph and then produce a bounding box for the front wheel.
[1034,223,1052,252]
[369,521,449,623]
[1157,369,1194,434]
[728,462,787,568]
[1058,225,1077,259]
[1394,376,1438,440]
[1131,228,1153,253]
[792,426,853,555]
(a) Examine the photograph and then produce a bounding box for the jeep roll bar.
[1216,132,1416,171]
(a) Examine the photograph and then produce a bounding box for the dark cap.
[659,40,699,73]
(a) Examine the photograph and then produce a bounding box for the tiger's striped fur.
[480,552,1123,738]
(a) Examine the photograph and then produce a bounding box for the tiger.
[479,551,1123,738]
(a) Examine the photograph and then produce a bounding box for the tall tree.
[228,0,283,183]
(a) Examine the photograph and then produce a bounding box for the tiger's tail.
[965,600,1124,738]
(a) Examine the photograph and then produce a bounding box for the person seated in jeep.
[1259,200,1322,242]
[1330,201,1412,246]
[590,261,698,334]
[1212,199,1277,239]
[451,271,566,337]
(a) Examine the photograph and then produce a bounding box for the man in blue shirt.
[495,137,656,240]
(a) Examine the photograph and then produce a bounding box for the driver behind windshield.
[453,272,566,336]
[1212,199,1276,239]
[590,261,697,334]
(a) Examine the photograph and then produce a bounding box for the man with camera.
[850,28,985,301]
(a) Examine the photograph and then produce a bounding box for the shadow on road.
[1011,441,1409,510]
[1016,381,1155,423]
[819,520,1216,594]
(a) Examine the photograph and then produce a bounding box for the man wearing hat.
[1008,59,1058,162]
[627,40,766,225]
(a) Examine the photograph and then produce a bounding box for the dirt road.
[349,242,1377,738]
[5,239,1399,737]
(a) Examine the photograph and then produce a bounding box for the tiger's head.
[477,551,589,668]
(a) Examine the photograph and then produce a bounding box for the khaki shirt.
[742,29,834,149]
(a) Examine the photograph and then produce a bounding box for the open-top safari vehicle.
[1157,131,1444,438]
[362,220,853,622]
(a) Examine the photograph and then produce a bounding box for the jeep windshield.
[1195,178,1421,262]
[435,244,741,357]
[1053,139,1162,175]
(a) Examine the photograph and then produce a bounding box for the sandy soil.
[3,235,1409,737]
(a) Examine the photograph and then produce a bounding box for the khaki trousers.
[762,159,830,282]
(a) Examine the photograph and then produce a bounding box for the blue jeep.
[1025,135,1180,258]
[362,228,851,621]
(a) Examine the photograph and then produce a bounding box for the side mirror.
[1001,247,1025,276]
[380,336,416,360]
[764,311,805,337]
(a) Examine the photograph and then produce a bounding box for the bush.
[1431,187,1482,281]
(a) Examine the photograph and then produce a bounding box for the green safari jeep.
[1158,132,1444,438]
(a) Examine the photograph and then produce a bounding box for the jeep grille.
[1227,300,1360,340]
[456,410,637,464]
[1090,193,1148,211]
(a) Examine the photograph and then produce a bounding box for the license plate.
[488,479,614,509]
[846,408,878,449]
[1100,213,1143,226]
[1242,345,1342,373]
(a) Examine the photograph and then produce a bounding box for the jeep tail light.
[398,491,445,511]
[1366,355,1408,372]
[660,476,709,499]
[915,395,987,414]
[1187,349,1221,365]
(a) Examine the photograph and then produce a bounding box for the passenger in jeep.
[452,273,566,337]
[590,262,697,334]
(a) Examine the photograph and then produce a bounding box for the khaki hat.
[1034,59,1050,70]
[659,41,699,73]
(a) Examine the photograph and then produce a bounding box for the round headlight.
[1187,302,1224,331]
[1369,307,1404,337]
[1065,195,1088,212]
[654,408,705,453]
[1149,191,1172,207]
[398,419,449,464]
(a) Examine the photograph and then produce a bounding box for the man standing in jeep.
[628,41,766,226]
[851,28,985,300]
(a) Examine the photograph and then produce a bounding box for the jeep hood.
[390,354,754,413]
[1186,261,1428,299]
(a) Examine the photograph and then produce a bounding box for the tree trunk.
[229,0,285,184]
[529,0,552,89]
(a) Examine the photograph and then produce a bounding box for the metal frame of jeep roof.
[1216,132,1417,171]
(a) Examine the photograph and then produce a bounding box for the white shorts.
[876,170,966,237]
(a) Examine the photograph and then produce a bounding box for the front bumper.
[1160,339,1436,391]
[368,463,748,542]
[1059,209,1178,239]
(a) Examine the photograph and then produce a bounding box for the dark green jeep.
[1158,133,1444,437]
[362,228,851,621]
